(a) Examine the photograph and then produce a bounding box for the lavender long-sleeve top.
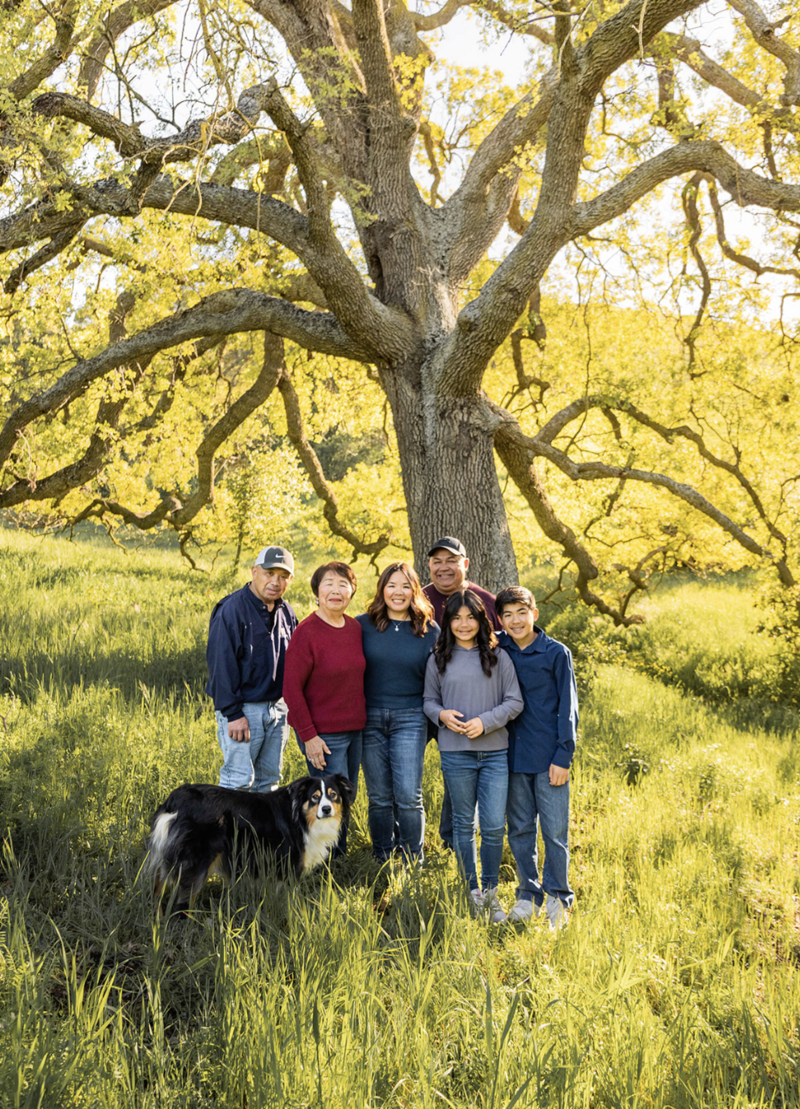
[423,645,524,752]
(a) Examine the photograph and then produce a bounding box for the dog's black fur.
[146,773,354,911]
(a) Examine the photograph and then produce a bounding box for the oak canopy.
[2,0,800,618]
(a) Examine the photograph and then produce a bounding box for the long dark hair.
[367,561,435,636]
[433,589,498,677]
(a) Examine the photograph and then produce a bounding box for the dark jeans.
[439,749,508,891]
[361,707,427,860]
[506,771,573,908]
[439,775,453,848]
[439,762,477,851]
[303,730,362,854]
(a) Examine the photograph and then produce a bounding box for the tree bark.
[385,363,518,591]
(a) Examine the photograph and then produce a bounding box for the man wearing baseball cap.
[206,546,298,791]
[423,537,501,849]
[423,537,500,629]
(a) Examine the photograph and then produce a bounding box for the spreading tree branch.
[77,0,178,100]
[680,172,711,374]
[572,140,800,237]
[494,419,643,625]
[244,0,367,180]
[64,330,285,530]
[0,288,370,473]
[411,0,470,31]
[441,0,706,395]
[492,399,796,588]
[7,0,79,101]
[259,78,417,358]
[277,365,391,561]
[34,81,280,164]
[704,175,800,280]
[728,0,800,106]
[4,219,87,293]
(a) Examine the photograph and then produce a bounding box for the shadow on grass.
[0,643,207,705]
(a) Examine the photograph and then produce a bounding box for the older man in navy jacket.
[206,546,297,791]
[496,585,579,930]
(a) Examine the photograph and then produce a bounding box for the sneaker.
[545,897,567,931]
[470,888,485,916]
[507,899,540,924]
[482,888,508,924]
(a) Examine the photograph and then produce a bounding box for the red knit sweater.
[283,612,366,742]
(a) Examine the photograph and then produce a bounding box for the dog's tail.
[146,810,177,877]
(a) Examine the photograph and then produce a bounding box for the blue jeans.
[361,708,427,860]
[439,776,479,853]
[440,749,508,892]
[507,771,573,908]
[439,774,453,848]
[216,700,288,792]
[302,730,362,854]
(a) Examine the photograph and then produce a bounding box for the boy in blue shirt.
[496,587,579,929]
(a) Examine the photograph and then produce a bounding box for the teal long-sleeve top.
[355,614,440,709]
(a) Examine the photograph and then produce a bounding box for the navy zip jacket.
[206,585,297,720]
[498,628,579,774]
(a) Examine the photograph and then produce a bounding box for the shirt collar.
[499,626,546,653]
[243,584,283,616]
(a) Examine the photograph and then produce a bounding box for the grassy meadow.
[0,529,798,1108]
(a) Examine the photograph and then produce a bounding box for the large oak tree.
[2,0,800,618]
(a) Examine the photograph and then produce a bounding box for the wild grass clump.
[549,576,800,728]
[0,530,798,1107]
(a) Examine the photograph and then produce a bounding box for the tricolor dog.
[146,773,353,911]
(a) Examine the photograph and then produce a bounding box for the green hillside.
[0,531,797,1108]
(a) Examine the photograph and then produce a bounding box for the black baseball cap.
[253,546,295,573]
[427,536,467,558]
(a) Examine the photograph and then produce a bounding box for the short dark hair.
[310,561,357,598]
[496,586,536,616]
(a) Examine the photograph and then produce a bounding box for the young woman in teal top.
[356,562,439,861]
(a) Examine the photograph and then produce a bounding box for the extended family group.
[205,538,578,929]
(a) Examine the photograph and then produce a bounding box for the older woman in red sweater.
[283,561,366,852]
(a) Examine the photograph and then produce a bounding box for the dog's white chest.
[303,818,341,871]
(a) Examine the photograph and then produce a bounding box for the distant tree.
[2,0,800,619]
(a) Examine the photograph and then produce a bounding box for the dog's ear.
[288,778,307,824]
[335,774,356,802]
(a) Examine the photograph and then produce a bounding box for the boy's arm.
[552,645,579,774]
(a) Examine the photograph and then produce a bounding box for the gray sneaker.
[482,888,508,924]
[507,899,541,924]
[546,897,567,931]
[469,888,485,916]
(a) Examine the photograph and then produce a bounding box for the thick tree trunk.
[386,363,519,593]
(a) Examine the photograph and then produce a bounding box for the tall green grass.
[0,530,798,1107]
[548,577,800,731]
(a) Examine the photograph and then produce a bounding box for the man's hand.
[462,717,485,739]
[440,709,465,733]
[227,716,250,743]
[305,735,332,769]
[549,764,569,786]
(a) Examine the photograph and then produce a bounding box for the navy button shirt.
[498,627,579,774]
